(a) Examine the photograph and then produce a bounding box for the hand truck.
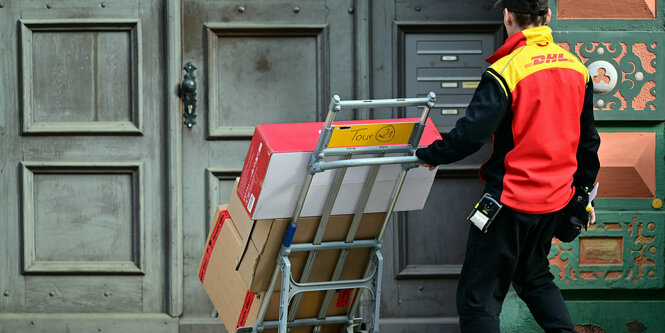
[236,92,436,333]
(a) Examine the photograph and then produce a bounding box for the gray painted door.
[180,1,358,331]
[179,1,504,332]
[370,1,502,332]
[0,1,177,331]
[1,0,504,332]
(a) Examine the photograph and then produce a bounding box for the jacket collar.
[485,25,554,64]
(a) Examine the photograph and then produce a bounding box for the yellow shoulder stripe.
[487,71,508,97]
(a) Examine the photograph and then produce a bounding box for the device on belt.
[467,193,503,233]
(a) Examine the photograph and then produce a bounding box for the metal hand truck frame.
[236,92,436,333]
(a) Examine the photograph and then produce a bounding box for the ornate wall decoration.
[557,0,656,19]
[549,212,663,289]
[595,132,656,198]
[555,32,664,121]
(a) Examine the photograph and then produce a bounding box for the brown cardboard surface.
[199,205,355,333]
[242,217,382,292]
[228,182,385,292]
[229,179,261,246]
[198,205,260,333]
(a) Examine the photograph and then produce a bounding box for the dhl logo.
[525,53,574,68]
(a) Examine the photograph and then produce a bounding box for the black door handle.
[181,62,197,128]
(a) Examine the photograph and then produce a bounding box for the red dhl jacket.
[417,26,600,214]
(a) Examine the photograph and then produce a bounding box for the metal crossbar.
[236,92,435,333]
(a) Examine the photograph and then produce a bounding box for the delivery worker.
[415,0,600,332]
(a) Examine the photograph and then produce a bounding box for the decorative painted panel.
[20,19,142,134]
[596,132,656,198]
[21,162,144,274]
[557,0,656,19]
[550,0,665,31]
[205,25,328,138]
[567,301,665,333]
[502,298,665,332]
[593,124,664,212]
[554,32,664,121]
[549,211,664,289]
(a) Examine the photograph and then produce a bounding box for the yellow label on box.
[328,122,415,147]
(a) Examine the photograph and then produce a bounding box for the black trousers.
[456,206,576,333]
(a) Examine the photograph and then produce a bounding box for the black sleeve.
[416,70,509,165]
[572,77,601,189]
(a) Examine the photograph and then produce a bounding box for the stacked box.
[237,118,441,220]
[199,206,354,333]
[199,118,441,332]
[229,178,385,292]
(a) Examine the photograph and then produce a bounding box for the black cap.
[494,0,548,15]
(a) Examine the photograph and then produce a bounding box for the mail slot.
[404,31,499,132]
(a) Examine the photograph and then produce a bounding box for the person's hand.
[419,162,437,171]
[414,151,437,171]
[588,206,596,225]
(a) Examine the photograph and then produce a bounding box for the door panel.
[205,26,327,137]
[21,162,143,274]
[181,1,356,330]
[370,1,502,331]
[0,0,175,330]
[25,276,142,313]
[21,20,140,134]
[397,173,487,278]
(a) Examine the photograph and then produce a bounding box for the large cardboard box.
[237,118,441,220]
[199,205,354,333]
[228,182,385,292]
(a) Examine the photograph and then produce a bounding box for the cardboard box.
[199,205,355,333]
[228,183,385,292]
[237,118,441,220]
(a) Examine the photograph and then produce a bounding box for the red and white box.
[237,118,441,220]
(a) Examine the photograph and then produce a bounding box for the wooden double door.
[1,1,514,332]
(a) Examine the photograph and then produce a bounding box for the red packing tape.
[198,210,231,283]
[336,289,352,308]
[236,290,256,329]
